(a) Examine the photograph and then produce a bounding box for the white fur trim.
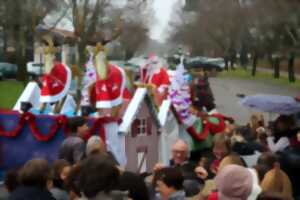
[40,65,72,103]
[96,96,123,108]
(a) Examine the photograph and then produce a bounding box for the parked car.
[185,57,225,71]
[0,62,17,80]
[26,62,44,79]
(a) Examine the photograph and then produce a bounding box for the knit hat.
[260,168,293,199]
[215,165,261,200]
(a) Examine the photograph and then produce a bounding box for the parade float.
[0,31,230,179]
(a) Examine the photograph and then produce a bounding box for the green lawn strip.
[219,68,300,89]
[0,80,24,109]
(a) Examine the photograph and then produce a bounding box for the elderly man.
[154,140,202,197]
[170,139,189,166]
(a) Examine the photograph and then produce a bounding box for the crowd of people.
[1,113,300,200]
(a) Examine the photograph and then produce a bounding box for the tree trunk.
[2,28,7,62]
[252,51,257,76]
[240,47,248,70]
[16,29,28,83]
[274,57,280,79]
[224,56,229,71]
[288,52,295,83]
[75,42,87,102]
[230,58,235,70]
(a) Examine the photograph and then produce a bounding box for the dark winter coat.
[9,186,55,200]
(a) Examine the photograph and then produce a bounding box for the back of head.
[67,117,86,133]
[79,154,120,198]
[213,134,231,150]
[118,171,149,200]
[19,158,50,188]
[155,167,184,191]
[51,159,70,188]
[4,169,19,192]
[256,152,278,181]
[86,135,106,156]
[218,153,246,171]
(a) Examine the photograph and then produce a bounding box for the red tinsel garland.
[0,112,68,142]
[0,112,121,142]
[0,112,27,137]
[27,114,68,142]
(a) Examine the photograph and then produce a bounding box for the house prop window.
[138,119,147,135]
[132,118,152,137]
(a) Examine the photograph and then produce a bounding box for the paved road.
[210,77,300,125]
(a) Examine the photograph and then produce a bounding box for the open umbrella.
[240,94,300,115]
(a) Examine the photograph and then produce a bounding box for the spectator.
[154,139,201,197]
[4,169,19,193]
[155,167,185,200]
[79,155,128,200]
[267,116,295,153]
[118,171,149,200]
[59,117,89,164]
[249,114,265,140]
[197,154,246,200]
[1,169,19,200]
[210,134,231,174]
[50,159,71,200]
[277,146,300,199]
[211,164,261,200]
[10,158,55,200]
[218,153,246,171]
[85,135,118,165]
[254,152,278,182]
[256,127,269,152]
[260,166,293,200]
[170,139,189,167]
[65,164,84,200]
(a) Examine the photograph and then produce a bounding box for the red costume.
[94,64,126,109]
[40,63,71,103]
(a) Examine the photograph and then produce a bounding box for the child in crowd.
[154,167,185,200]
[49,159,71,200]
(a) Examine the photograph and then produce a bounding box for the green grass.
[0,80,24,109]
[219,68,300,89]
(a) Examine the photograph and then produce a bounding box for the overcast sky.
[150,0,184,42]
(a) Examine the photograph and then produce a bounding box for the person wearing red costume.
[40,38,71,104]
[94,63,126,109]
[140,54,170,105]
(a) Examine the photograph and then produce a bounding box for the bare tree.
[118,1,150,59]
[170,0,245,70]
[0,0,58,82]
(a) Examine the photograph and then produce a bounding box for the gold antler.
[43,35,57,54]
[94,42,107,55]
